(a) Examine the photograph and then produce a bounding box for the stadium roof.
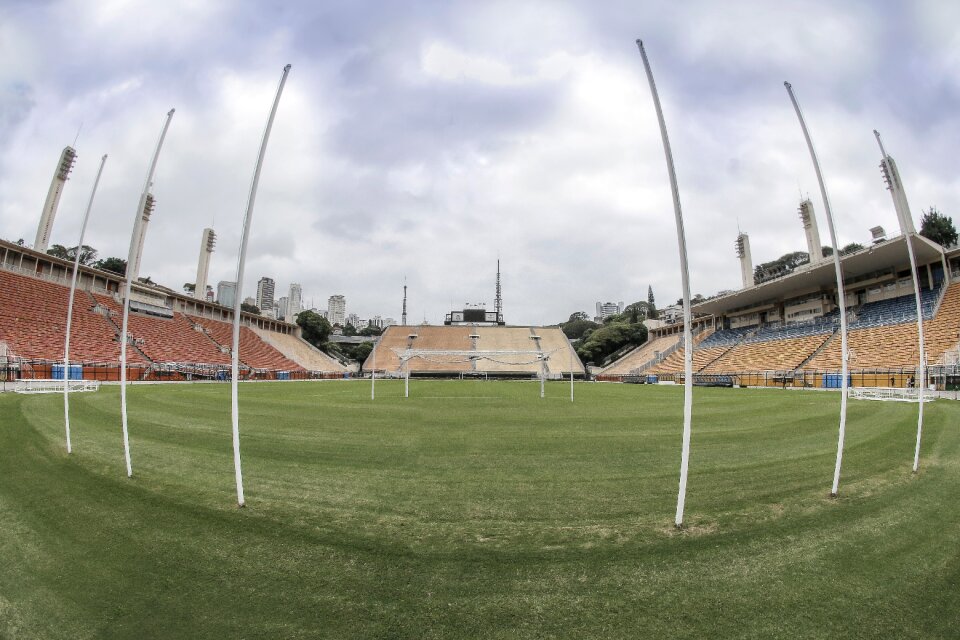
[692,233,945,316]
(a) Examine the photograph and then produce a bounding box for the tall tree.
[561,318,598,340]
[296,310,331,347]
[183,282,196,293]
[575,321,647,365]
[647,285,655,307]
[920,207,958,248]
[48,244,98,264]
[94,256,127,276]
[840,242,864,255]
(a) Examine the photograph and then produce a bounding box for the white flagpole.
[636,40,695,528]
[370,338,376,400]
[64,153,108,453]
[230,64,292,507]
[540,356,546,399]
[873,130,926,472]
[120,109,175,478]
[784,82,850,497]
[569,346,574,403]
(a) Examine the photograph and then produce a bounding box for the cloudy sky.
[1,1,958,325]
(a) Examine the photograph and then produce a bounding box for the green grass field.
[1,380,958,638]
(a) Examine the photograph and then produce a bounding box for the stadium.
[3,9,960,639]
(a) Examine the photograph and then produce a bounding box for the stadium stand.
[703,334,832,373]
[0,269,125,362]
[364,325,581,377]
[805,283,960,370]
[599,334,682,376]
[0,247,342,377]
[193,317,302,371]
[473,326,541,374]
[252,328,347,373]
[536,328,586,376]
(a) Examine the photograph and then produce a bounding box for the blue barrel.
[52,364,83,380]
[822,374,852,388]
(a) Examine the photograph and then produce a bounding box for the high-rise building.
[327,294,346,326]
[217,281,237,309]
[277,296,289,321]
[256,277,275,312]
[595,301,624,322]
[347,313,360,328]
[288,283,302,318]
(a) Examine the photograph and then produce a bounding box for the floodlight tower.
[875,131,917,235]
[35,146,78,252]
[799,198,826,263]
[494,259,503,323]
[128,193,155,281]
[402,281,408,326]
[194,227,216,300]
[735,232,753,289]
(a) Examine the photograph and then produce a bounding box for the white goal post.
[848,387,933,403]
[14,379,101,394]
[391,348,560,399]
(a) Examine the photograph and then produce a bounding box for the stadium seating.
[0,269,126,362]
[405,326,473,373]
[193,317,302,371]
[364,325,580,376]
[535,329,584,376]
[702,334,831,373]
[804,283,960,370]
[0,267,320,373]
[252,328,347,372]
[599,334,682,376]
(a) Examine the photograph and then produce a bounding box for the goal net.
[848,387,933,403]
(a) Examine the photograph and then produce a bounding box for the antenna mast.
[402,279,408,326]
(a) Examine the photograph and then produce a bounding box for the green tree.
[343,323,358,337]
[47,244,70,260]
[240,302,260,315]
[358,325,383,337]
[353,341,374,365]
[575,321,647,365]
[920,207,958,248]
[753,251,810,284]
[840,242,864,255]
[296,310,331,347]
[183,282,196,294]
[561,318,599,340]
[568,311,589,322]
[94,256,127,276]
[48,244,98,265]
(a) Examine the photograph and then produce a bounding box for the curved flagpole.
[64,153,108,453]
[636,40,695,528]
[120,109,175,478]
[230,64,292,507]
[874,130,926,472]
[784,82,849,497]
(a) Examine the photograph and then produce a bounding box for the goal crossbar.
[392,348,556,362]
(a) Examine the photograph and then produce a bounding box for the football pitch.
[1,380,958,638]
